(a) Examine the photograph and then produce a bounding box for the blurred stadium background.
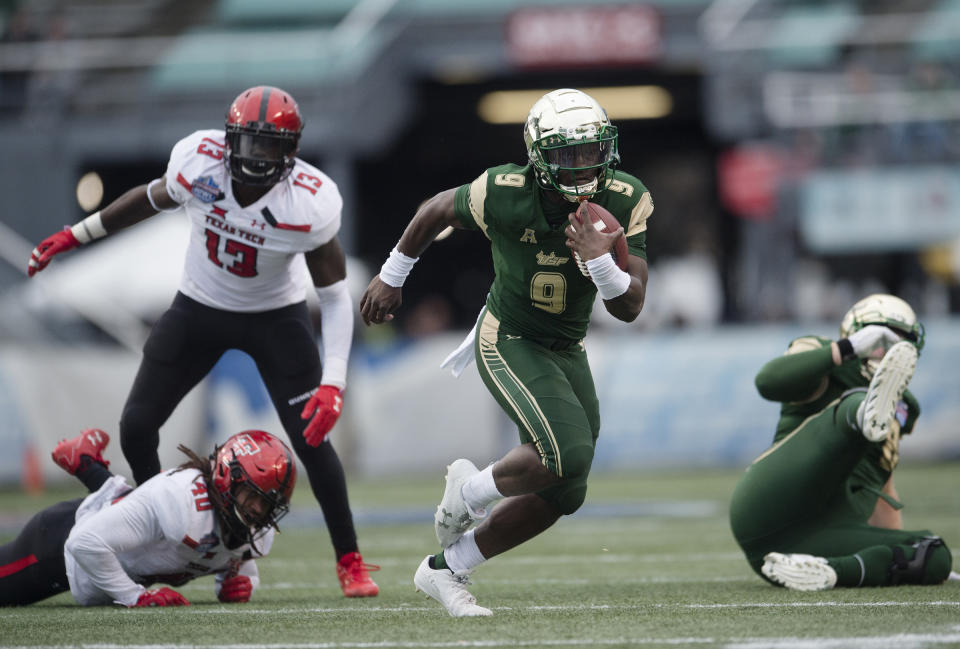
[0,0,958,488]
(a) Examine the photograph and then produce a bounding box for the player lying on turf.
[359,89,653,616]
[0,428,294,607]
[729,294,953,591]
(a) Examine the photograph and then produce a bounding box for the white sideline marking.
[4,633,960,649]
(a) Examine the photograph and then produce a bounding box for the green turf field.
[1,463,958,648]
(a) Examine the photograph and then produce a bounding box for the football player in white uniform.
[26,86,378,597]
[0,428,293,607]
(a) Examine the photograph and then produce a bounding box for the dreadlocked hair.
[175,443,266,555]
[174,443,230,521]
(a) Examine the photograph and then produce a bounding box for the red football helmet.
[224,86,303,186]
[212,430,297,546]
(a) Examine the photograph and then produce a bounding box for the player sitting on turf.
[0,428,294,607]
[729,294,953,591]
[359,89,653,616]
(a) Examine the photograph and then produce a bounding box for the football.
[572,201,629,277]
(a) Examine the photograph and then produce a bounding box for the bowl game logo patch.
[191,175,222,203]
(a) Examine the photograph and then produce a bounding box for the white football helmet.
[523,89,619,202]
[840,294,925,351]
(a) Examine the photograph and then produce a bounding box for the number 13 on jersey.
[204,229,259,277]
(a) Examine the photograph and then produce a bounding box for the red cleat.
[52,428,110,475]
[336,552,380,597]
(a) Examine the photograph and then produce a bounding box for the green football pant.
[729,390,952,586]
[474,308,600,514]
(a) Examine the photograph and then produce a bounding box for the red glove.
[27,227,81,277]
[301,385,343,447]
[218,575,253,603]
[134,587,190,607]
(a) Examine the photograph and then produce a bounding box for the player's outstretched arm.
[27,176,180,277]
[359,188,462,326]
[301,238,352,446]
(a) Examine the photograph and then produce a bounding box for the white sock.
[461,464,502,516]
[444,529,486,572]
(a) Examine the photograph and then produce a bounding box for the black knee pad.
[538,476,588,515]
[889,536,953,585]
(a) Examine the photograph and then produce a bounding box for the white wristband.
[585,254,631,300]
[70,211,107,244]
[378,245,419,288]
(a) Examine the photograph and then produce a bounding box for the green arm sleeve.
[755,344,835,403]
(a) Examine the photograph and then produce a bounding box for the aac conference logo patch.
[191,175,221,203]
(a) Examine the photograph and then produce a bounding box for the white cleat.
[414,555,492,617]
[857,341,918,442]
[434,459,481,548]
[762,552,838,591]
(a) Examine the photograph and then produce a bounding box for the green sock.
[836,392,866,440]
[830,546,893,587]
[431,551,449,571]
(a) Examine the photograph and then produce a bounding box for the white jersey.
[164,129,342,312]
[64,469,274,606]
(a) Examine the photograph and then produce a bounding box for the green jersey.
[453,163,653,341]
[755,335,920,476]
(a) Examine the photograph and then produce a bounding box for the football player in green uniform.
[729,294,953,590]
[360,88,653,616]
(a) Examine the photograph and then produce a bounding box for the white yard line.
[4,632,960,649]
